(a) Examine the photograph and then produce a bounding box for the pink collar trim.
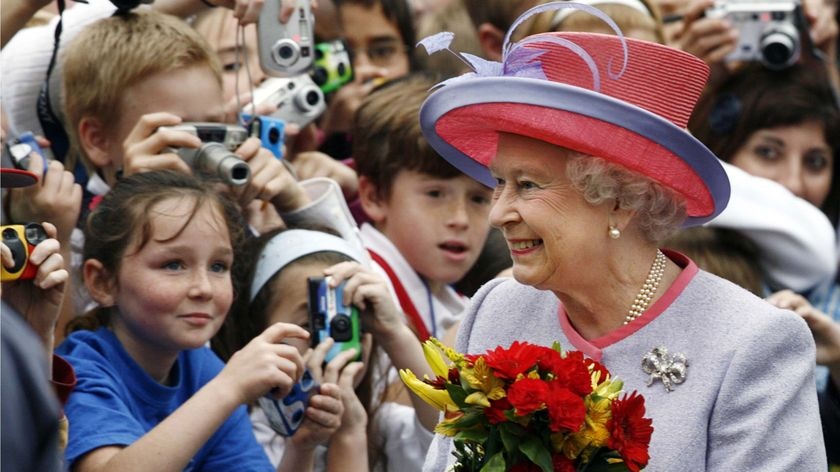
[557,249,698,361]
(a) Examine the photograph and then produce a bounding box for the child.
[215,226,435,471]
[353,73,493,343]
[54,9,310,329]
[56,171,345,472]
[320,0,417,159]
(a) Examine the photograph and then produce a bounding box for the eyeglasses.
[348,39,410,67]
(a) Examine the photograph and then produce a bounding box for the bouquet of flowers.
[400,338,653,472]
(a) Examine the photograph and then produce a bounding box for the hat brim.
[421,77,730,227]
[0,168,38,188]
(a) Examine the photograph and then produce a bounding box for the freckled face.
[111,197,234,358]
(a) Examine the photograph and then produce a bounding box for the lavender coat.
[423,254,826,471]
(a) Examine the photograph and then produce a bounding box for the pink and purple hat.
[418,2,729,226]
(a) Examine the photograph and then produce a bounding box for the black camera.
[1,223,48,282]
[159,123,251,186]
[706,0,804,69]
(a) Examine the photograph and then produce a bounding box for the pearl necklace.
[623,250,667,325]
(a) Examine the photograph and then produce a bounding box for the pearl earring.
[609,226,621,239]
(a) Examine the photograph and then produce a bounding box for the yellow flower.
[399,369,456,412]
[552,394,612,460]
[434,405,465,437]
[422,339,451,378]
[462,357,506,407]
[429,337,468,367]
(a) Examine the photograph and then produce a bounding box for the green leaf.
[446,383,469,406]
[519,436,553,472]
[479,452,506,472]
[499,424,520,453]
[454,428,488,442]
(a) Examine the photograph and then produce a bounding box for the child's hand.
[324,262,404,338]
[122,112,197,178]
[231,137,310,212]
[1,222,68,351]
[305,338,369,436]
[215,322,309,405]
[767,289,840,368]
[290,151,359,200]
[287,382,344,450]
[8,153,82,245]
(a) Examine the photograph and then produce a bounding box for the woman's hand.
[212,322,308,405]
[669,0,739,65]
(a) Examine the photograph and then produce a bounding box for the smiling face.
[109,196,234,364]
[369,170,492,289]
[729,121,834,208]
[488,133,609,291]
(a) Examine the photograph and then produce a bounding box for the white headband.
[249,229,363,302]
[551,0,653,29]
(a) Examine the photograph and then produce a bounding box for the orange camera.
[1,223,47,282]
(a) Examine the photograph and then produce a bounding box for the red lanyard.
[368,249,432,342]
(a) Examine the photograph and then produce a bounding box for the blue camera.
[257,369,318,436]
[244,115,285,159]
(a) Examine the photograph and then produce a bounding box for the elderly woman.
[416,5,826,471]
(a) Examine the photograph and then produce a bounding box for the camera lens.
[2,228,17,240]
[305,90,320,106]
[272,39,300,67]
[24,224,47,245]
[268,127,281,145]
[330,315,352,342]
[311,67,328,86]
[760,22,799,70]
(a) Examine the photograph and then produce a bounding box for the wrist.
[378,322,416,351]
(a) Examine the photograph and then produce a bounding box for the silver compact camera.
[706,0,802,69]
[159,123,251,186]
[252,75,326,128]
[258,0,315,77]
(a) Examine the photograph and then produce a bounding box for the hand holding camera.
[704,0,804,69]
[1,221,69,349]
[5,137,82,245]
[158,122,252,186]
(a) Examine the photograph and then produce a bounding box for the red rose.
[485,397,513,424]
[509,461,542,472]
[545,383,586,432]
[484,341,547,380]
[607,391,654,472]
[551,453,576,472]
[544,351,593,397]
[507,378,549,415]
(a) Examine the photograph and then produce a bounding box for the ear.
[83,259,117,307]
[358,175,388,224]
[78,116,115,169]
[477,23,505,61]
[609,198,636,233]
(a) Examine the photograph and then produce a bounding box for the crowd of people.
[1,0,837,470]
